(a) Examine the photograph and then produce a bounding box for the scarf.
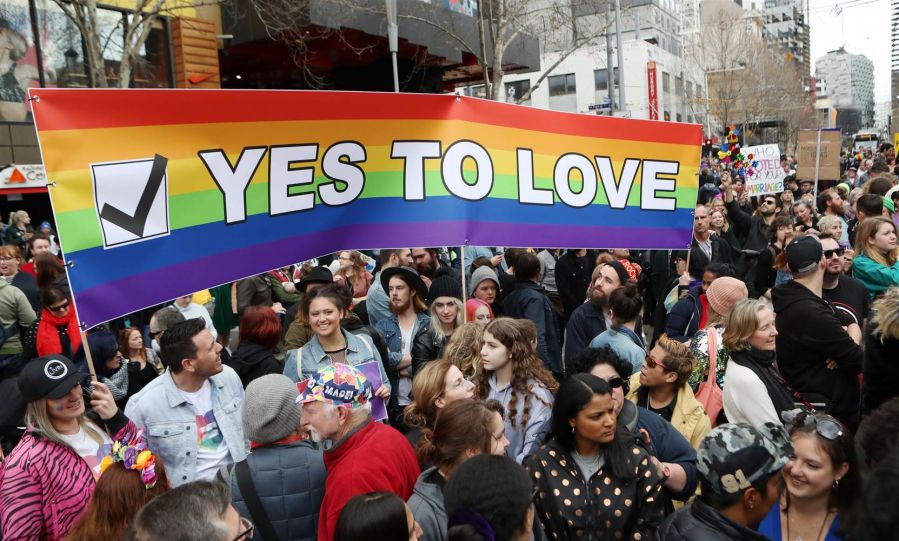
[37,308,82,357]
[730,348,795,417]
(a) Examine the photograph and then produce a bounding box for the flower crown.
[99,433,159,489]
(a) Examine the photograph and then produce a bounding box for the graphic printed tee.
[180,379,231,481]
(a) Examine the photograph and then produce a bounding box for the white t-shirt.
[180,379,231,481]
[397,321,415,406]
[59,422,114,480]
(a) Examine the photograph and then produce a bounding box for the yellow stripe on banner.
[50,149,699,214]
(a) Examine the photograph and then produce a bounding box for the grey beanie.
[469,265,500,296]
[243,374,301,443]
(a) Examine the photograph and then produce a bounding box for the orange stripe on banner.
[30,89,702,147]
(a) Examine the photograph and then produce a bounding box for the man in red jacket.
[298,363,420,541]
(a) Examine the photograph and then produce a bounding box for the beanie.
[428,274,463,305]
[705,277,749,317]
[243,374,301,443]
[469,265,500,296]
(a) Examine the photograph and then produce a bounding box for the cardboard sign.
[796,130,841,181]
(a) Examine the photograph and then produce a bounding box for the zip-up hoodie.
[407,466,448,541]
[771,280,863,425]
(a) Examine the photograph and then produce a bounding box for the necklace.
[785,506,831,541]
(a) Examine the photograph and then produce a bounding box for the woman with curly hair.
[403,359,475,454]
[441,322,483,380]
[474,317,557,463]
[335,250,373,305]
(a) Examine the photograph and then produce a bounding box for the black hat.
[427,274,463,305]
[785,235,823,275]
[380,266,427,301]
[19,355,85,402]
[296,266,333,293]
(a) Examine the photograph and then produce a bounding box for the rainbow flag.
[31,89,700,327]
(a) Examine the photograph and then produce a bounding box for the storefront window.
[33,0,89,89]
[0,0,44,121]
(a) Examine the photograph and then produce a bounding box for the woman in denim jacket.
[283,284,390,399]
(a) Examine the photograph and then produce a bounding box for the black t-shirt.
[823,275,871,327]
[636,388,676,422]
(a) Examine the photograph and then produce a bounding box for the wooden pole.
[79,329,97,381]
[813,129,822,202]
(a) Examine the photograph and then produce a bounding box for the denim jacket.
[124,365,247,487]
[283,329,390,390]
[374,312,430,410]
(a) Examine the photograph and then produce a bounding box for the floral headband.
[99,433,159,489]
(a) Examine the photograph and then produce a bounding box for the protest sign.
[742,144,784,196]
[796,129,841,181]
[30,89,701,327]
[357,362,389,422]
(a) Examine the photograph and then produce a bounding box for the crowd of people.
[0,143,898,541]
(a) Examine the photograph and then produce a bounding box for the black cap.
[296,266,333,293]
[380,266,427,301]
[18,355,85,402]
[785,235,823,275]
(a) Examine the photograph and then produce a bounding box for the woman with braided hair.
[474,317,557,463]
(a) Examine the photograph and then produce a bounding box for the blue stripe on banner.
[66,196,693,292]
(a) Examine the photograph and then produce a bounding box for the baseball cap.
[785,235,823,275]
[296,363,372,409]
[698,422,792,496]
[18,355,85,402]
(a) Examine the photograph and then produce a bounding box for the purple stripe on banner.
[74,221,691,327]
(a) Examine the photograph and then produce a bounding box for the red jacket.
[319,420,419,541]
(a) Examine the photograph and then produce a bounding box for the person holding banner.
[0,355,140,541]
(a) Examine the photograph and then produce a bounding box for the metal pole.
[614,0,626,114]
[606,6,615,111]
[813,129,822,201]
[704,71,711,136]
[386,0,399,93]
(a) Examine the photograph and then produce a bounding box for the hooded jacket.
[227,342,284,388]
[407,466,447,541]
[665,287,703,343]
[658,499,771,541]
[771,280,863,425]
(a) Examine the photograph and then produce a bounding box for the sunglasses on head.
[781,409,843,440]
[823,248,845,259]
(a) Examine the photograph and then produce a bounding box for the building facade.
[815,48,875,131]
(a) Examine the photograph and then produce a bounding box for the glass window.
[33,0,89,89]
[548,73,576,96]
[675,75,683,96]
[662,72,670,93]
[593,68,619,92]
[0,0,44,121]
[505,79,531,105]
[132,19,171,88]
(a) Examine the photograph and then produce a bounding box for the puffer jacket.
[0,411,138,541]
[627,374,711,449]
[231,440,327,541]
[658,499,770,541]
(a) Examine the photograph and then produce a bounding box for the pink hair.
[465,298,494,322]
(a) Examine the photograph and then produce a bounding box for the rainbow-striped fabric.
[31,89,700,327]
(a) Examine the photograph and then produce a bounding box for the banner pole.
[79,329,97,381]
[461,244,468,323]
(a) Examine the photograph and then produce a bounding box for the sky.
[808,0,891,102]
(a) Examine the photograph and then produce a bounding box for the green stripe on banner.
[56,170,698,253]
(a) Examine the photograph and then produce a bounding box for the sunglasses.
[606,377,625,389]
[49,301,70,313]
[645,354,672,371]
[782,409,843,440]
[823,248,845,259]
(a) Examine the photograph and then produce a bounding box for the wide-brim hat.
[296,266,334,293]
[380,266,427,301]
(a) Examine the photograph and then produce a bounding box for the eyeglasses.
[231,517,254,541]
[823,248,845,259]
[0,257,17,263]
[49,301,70,313]
[645,354,672,372]
[782,409,844,440]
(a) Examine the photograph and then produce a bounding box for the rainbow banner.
[30,89,700,327]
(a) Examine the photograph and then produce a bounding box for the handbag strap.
[234,459,279,541]
[705,329,718,386]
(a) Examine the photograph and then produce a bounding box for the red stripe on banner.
[29,89,701,146]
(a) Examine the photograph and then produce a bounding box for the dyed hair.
[443,322,484,380]
[335,492,410,541]
[475,318,558,431]
[119,328,147,363]
[418,399,504,473]
[67,459,171,541]
[722,299,770,351]
[856,217,898,267]
[549,373,635,481]
[405,358,455,429]
[238,305,282,349]
[655,333,695,387]
[35,252,65,289]
[465,298,494,323]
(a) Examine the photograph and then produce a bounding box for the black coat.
[772,281,863,426]
[725,198,771,253]
[503,281,562,374]
[689,234,733,279]
[411,327,447,377]
[658,500,771,541]
[227,342,284,388]
[555,251,593,320]
[862,322,899,414]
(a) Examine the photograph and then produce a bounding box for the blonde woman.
[442,322,483,380]
[0,356,139,541]
[412,275,463,375]
[4,210,30,253]
[862,286,899,413]
[852,217,899,298]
